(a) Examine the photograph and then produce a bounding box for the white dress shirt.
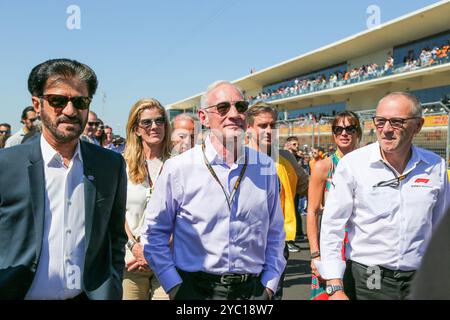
[318,142,450,280]
[141,136,286,293]
[25,135,86,299]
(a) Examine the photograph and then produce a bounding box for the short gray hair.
[377,92,422,117]
[200,80,244,109]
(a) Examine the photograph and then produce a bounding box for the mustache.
[56,116,81,125]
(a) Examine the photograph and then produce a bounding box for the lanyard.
[201,142,248,210]
[144,159,164,200]
[373,161,417,189]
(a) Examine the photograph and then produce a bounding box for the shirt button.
[66,229,71,235]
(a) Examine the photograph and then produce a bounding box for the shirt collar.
[40,134,83,167]
[369,141,428,168]
[204,134,246,165]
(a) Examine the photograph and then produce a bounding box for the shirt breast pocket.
[358,187,396,221]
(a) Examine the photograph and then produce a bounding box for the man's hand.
[127,243,151,272]
[168,284,181,300]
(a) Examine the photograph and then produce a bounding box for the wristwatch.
[325,284,344,296]
[310,251,321,259]
[126,238,137,251]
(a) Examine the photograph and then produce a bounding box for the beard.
[41,109,86,143]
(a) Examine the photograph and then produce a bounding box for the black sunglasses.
[332,125,357,135]
[204,101,249,116]
[139,117,166,129]
[0,130,11,135]
[40,94,92,110]
[88,121,100,127]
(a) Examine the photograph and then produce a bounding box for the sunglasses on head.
[204,101,249,116]
[139,117,166,129]
[40,94,92,110]
[332,125,357,135]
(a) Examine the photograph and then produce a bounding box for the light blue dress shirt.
[141,136,286,293]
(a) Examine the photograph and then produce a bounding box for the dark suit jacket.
[411,206,450,300]
[0,136,127,299]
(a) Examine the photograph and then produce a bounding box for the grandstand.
[167,1,450,167]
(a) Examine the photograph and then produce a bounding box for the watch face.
[326,286,333,294]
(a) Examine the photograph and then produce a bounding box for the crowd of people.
[248,42,449,105]
[0,58,449,301]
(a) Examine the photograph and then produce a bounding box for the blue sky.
[0,0,441,136]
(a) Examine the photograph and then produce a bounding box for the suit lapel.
[81,142,97,255]
[28,137,45,259]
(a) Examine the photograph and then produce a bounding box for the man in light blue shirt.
[141,81,286,300]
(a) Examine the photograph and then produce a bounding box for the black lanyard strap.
[201,142,248,210]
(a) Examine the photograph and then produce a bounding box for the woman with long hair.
[122,98,172,300]
[306,111,362,300]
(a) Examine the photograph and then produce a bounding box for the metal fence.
[277,102,450,168]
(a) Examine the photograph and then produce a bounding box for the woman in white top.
[122,98,172,300]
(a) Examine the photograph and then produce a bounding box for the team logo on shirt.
[411,177,432,188]
[414,178,429,184]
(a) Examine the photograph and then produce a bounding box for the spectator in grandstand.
[306,111,362,300]
[316,92,450,300]
[122,98,171,300]
[80,111,101,145]
[170,113,198,155]
[246,102,309,299]
[0,58,127,299]
[4,106,38,148]
[141,81,286,300]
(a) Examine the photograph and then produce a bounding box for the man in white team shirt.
[317,92,450,300]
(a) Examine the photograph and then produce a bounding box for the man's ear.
[31,96,41,114]
[415,118,425,134]
[198,109,210,128]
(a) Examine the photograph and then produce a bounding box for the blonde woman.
[122,98,172,300]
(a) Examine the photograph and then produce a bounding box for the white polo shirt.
[318,142,450,280]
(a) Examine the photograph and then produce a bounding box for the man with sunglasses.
[316,92,450,300]
[4,106,38,148]
[0,59,127,300]
[141,81,286,300]
[80,111,101,146]
[0,123,12,140]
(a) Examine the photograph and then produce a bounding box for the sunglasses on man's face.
[88,121,100,127]
[204,101,249,116]
[0,130,11,135]
[332,125,357,135]
[138,117,166,129]
[40,94,92,110]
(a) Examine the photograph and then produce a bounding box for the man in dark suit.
[0,58,127,300]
